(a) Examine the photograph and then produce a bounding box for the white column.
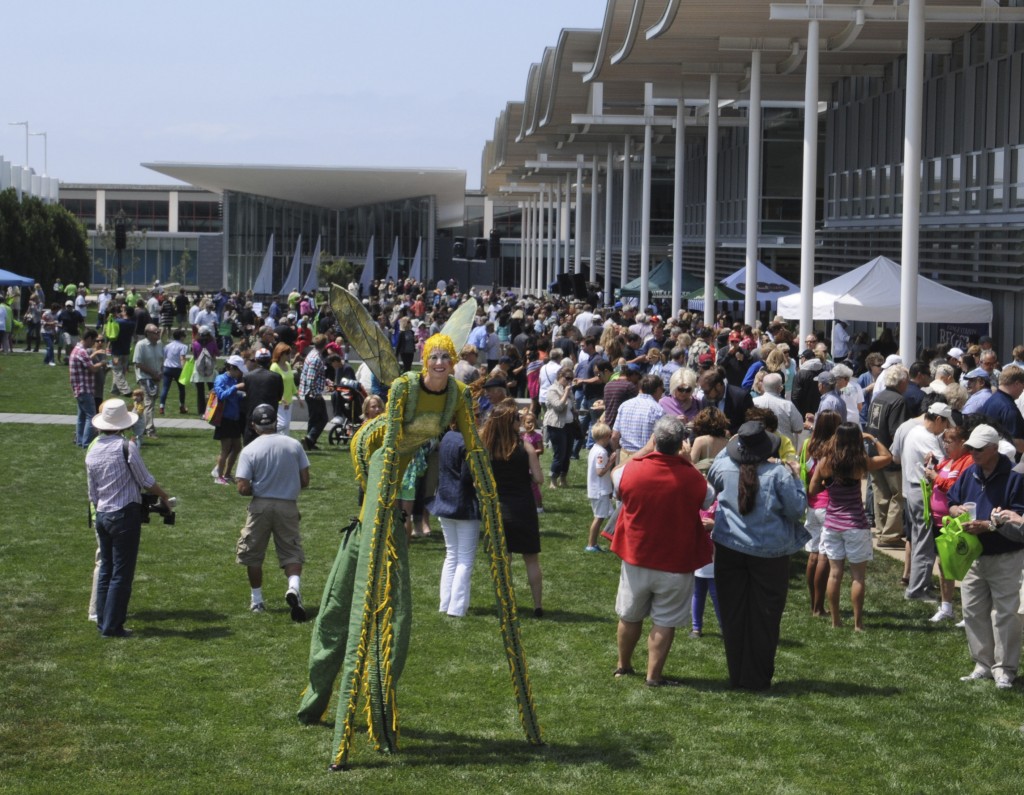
[563,174,571,277]
[704,75,720,327]
[534,196,541,295]
[900,0,925,359]
[519,201,526,297]
[744,50,763,326]
[589,158,599,284]
[168,190,179,234]
[96,188,107,230]
[620,134,632,295]
[672,97,686,319]
[605,144,614,305]
[574,159,583,274]
[640,120,653,311]
[542,184,551,294]
[799,20,819,345]
[554,176,562,282]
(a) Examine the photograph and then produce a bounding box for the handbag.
[566,414,584,441]
[935,514,983,581]
[203,390,224,426]
[178,356,195,386]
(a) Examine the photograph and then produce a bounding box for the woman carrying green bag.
[923,422,973,622]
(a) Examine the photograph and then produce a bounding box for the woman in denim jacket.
[707,421,808,690]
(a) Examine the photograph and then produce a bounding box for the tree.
[95,210,147,287]
[0,188,89,291]
[168,249,193,286]
[319,254,357,289]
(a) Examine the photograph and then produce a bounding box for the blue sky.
[3,1,605,188]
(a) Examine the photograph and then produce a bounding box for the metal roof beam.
[718,36,951,55]
[770,3,1024,24]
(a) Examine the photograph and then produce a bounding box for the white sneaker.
[929,608,954,623]
[211,466,219,478]
[996,674,1014,690]
[955,619,966,629]
[250,601,266,614]
[286,587,306,623]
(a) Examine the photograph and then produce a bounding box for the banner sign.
[937,322,989,350]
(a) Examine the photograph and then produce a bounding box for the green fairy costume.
[297,290,541,769]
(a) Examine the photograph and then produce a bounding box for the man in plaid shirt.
[70,329,107,448]
[298,335,330,451]
[612,374,665,463]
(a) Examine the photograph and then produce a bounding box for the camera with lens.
[141,493,176,525]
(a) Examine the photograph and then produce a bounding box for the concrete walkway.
[0,411,307,433]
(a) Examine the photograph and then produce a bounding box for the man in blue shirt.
[948,424,1024,688]
[980,365,1024,456]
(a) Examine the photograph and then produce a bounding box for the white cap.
[964,424,1001,449]
[947,347,964,359]
[881,354,903,370]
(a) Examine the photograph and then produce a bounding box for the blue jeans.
[160,367,185,409]
[692,575,722,632]
[95,502,142,636]
[76,393,97,448]
[548,425,571,479]
[42,331,55,364]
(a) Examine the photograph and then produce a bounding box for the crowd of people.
[13,272,1024,694]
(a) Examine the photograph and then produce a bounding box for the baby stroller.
[327,378,366,447]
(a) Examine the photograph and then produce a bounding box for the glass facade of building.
[88,234,200,286]
[224,190,434,293]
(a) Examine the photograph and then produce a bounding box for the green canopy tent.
[683,283,745,313]
[618,259,703,299]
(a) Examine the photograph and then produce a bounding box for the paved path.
[0,412,307,433]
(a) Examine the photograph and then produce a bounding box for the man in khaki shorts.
[235,403,310,621]
[610,416,716,686]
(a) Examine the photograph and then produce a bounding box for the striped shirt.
[86,434,156,512]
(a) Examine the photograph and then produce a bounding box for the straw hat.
[91,399,138,432]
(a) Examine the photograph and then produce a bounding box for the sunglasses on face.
[676,387,693,393]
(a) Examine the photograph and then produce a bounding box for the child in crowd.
[585,422,617,552]
[520,410,545,513]
[130,387,146,445]
[691,500,721,638]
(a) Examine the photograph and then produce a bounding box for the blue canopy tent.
[0,268,34,287]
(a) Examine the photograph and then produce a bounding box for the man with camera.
[235,404,310,620]
[86,399,173,638]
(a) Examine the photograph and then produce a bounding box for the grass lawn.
[2,352,1023,793]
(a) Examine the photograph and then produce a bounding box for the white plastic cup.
[962,502,977,521]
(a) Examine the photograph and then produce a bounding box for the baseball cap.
[881,354,903,370]
[625,362,644,374]
[815,371,837,385]
[728,331,742,342]
[964,424,1000,450]
[226,354,246,370]
[799,348,815,360]
[965,367,990,381]
[254,347,272,361]
[947,347,964,359]
[251,403,277,429]
[927,402,957,426]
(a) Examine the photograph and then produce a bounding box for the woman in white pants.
[428,427,481,617]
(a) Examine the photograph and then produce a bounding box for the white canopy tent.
[776,256,993,324]
[719,261,798,313]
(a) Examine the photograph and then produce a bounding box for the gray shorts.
[236,497,304,567]
[615,560,694,627]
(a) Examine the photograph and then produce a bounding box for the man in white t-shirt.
[832,364,864,425]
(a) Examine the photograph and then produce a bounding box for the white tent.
[719,261,798,312]
[776,255,993,324]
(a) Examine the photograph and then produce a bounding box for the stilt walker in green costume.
[297,287,542,770]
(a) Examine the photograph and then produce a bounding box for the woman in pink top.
[809,423,893,630]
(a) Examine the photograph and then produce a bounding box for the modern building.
[479,0,1024,356]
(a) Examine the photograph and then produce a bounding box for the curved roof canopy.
[143,162,467,228]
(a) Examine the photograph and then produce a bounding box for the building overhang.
[142,162,468,228]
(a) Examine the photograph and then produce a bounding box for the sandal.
[613,667,636,678]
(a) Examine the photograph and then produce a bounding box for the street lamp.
[29,131,47,175]
[8,121,29,166]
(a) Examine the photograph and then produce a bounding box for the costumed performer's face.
[425,350,453,379]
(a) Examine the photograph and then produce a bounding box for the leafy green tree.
[319,254,356,288]
[0,188,88,290]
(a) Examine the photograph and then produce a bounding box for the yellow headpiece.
[422,333,457,362]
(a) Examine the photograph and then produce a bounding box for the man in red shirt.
[611,415,715,687]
